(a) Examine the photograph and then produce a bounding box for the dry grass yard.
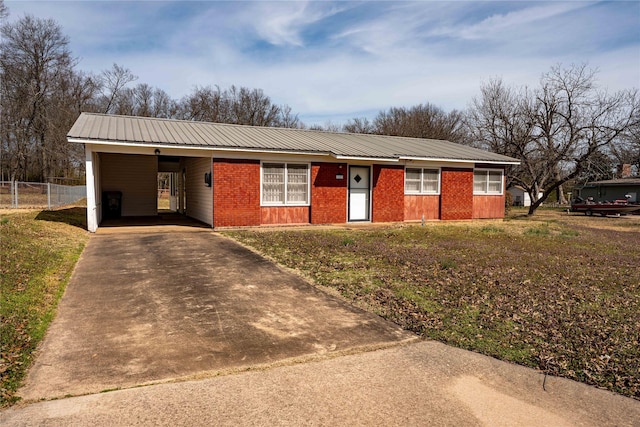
[0,208,88,406]
[226,208,640,399]
[1,206,638,405]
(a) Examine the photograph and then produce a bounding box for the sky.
[4,0,640,126]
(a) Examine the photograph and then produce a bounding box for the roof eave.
[67,135,521,165]
[399,156,520,165]
[331,153,398,162]
[67,137,331,158]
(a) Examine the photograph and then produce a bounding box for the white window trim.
[404,167,441,195]
[260,161,311,206]
[473,168,504,195]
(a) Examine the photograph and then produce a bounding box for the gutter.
[399,156,520,165]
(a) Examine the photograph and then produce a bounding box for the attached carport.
[83,143,213,232]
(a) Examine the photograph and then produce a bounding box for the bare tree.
[342,103,469,142]
[150,87,177,118]
[370,103,468,143]
[0,0,7,21]
[468,64,639,214]
[176,84,299,128]
[176,85,226,122]
[0,0,9,180]
[343,117,374,134]
[277,104,300,128]
[322,121,342,132]
[97,63,137,114]
[227,85,280,126]
[108,83,177,118]
[44,68,99,179]
[0,15,75,181]
[466,79,537,191]
[132,83,154,117]
[609,105,640,174]
[578,150,617,183]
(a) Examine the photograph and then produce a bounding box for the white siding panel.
[185,157,213,226]
[100,153,157,216]
[85,146,98,232]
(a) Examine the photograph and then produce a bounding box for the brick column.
[213,159,261,227]
[311,162,347,224]
[440,168,473,220]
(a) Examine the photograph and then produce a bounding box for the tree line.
[0,6,300,183]
[1,2,638,215]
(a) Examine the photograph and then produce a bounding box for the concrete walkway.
[2,340,638,426]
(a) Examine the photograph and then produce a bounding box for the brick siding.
[311,162,347,224]
[440,168,473,220]
[473,195,505,219]
[372,165,405,222]
[212,158,261,227]
[211,160,501,227]
[261,206,310,224]
[404,195,440,221]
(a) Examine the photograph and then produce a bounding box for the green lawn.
[0,208,88,406]
[225,211,640,399]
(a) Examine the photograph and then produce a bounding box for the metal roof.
[582,178,640,187]
[68,113,520,164]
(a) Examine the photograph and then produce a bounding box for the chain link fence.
[0,181,86,209]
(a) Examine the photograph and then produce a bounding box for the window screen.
[262,163,309,205]
[405,168,440,194]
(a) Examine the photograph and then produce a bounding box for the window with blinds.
[405,168,440,194]
[474,169,504,194]
[262,164,286,203]
[262,163,309,205]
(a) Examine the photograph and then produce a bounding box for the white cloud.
[442,2,590,41]
[252,1,323,47]
[4,1,638,126]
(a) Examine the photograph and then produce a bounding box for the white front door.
[349,166,370,221]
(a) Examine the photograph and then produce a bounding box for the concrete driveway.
[7,226,640,426]
[19,228,414,401]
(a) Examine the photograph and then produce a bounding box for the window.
[262,163,309,205]
[474,169,503,194]
[405,168,440,194]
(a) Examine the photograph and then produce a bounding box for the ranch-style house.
[67,113,520,232]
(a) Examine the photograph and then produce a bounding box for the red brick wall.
[261,206,310,224]
[473,195,505,219]
[311,162,347,224]
[372,165,404,222]
[212,159,261,227]
[404,195,440,221]
[440,168,473,220]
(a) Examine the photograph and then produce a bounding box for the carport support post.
[85,145,99,232]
